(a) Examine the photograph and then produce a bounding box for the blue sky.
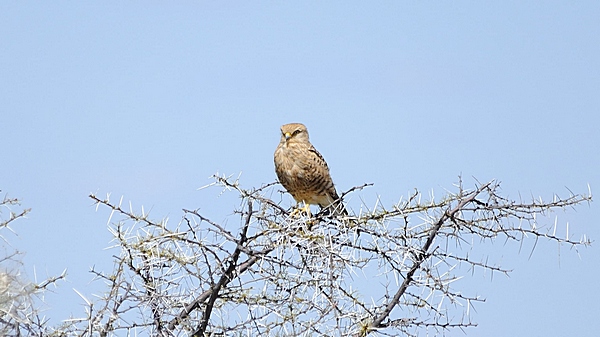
[1,2,599,336]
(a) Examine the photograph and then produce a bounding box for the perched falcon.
[274,123,347,217]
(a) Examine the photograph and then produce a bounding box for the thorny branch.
[0,193,66,337]
[79,176,591,336]
[193,200,252,335]
[2,175,592,336]
[366,182,491,334]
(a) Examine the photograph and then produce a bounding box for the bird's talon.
[290,203,312,218]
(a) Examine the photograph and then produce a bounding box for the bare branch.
[6,176,586,336]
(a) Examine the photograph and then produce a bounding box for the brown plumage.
[274,123,347,217]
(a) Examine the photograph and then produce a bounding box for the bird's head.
[280,123,310,144]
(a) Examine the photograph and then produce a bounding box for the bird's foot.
[290,202,312,218]
[289,203,318,229]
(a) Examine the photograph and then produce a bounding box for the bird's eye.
[293,129,301,136]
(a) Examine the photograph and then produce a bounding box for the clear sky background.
[1,2,599,336]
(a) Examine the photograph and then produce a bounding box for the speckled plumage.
[274,123,347,216]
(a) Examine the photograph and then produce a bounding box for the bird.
[274,123,348,218]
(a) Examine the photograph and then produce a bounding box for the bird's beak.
[284,132,291,141]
